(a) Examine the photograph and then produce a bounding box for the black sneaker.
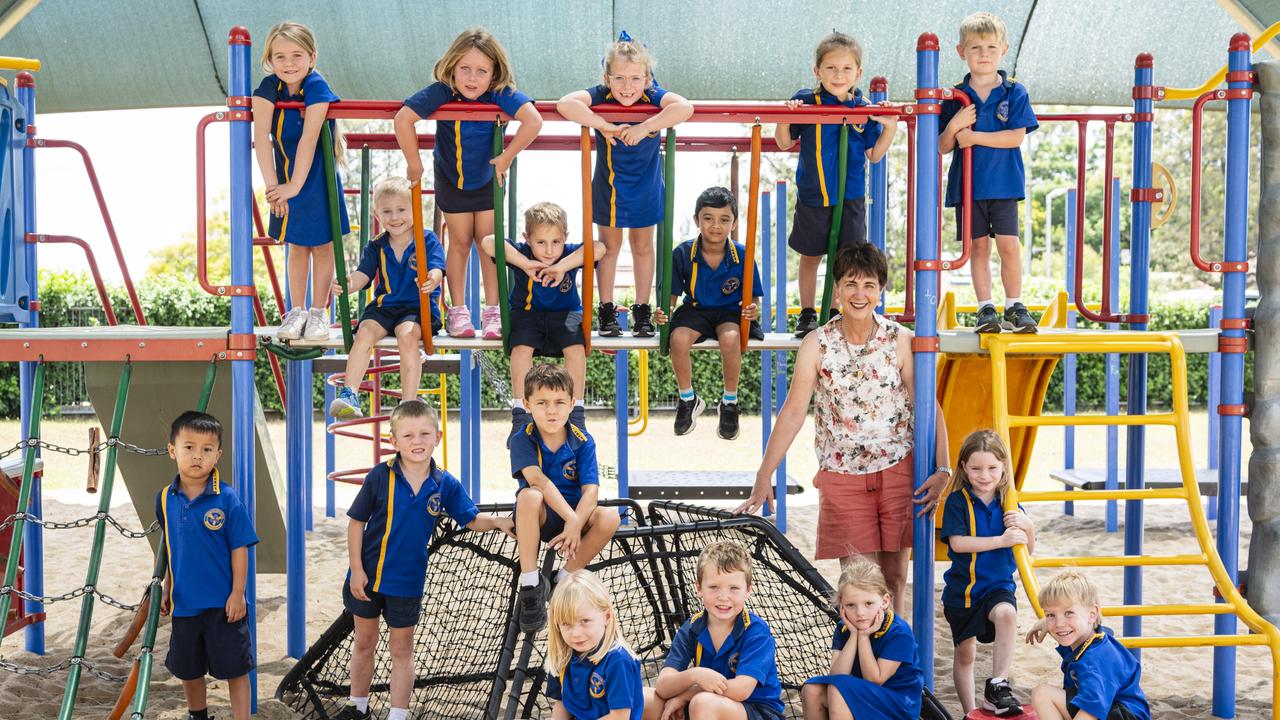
[332,702,371,720]
[717,401,741,440]
[630,303,655,338]
[974,304,1003,334]
[748,320,765,341]
[673,395,706,436]
[794,307,819,338]
[983,678,1022,716]
[517,574,550,633]
[598,302,621,337]
[1003,302,1038,334]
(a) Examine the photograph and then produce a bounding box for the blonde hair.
[604,39,654,81]
[433,28,516,93]
[835,559,890,607]
[945,429,1015,499]
[696,541,753,588]
[260,22,318,75]
[545,571,634,673]
[373,177,413,208]
[814,32,863,71]
[388,399,440,434]
[1038,570,1104,623]
[959,12,1009,46]
[524,201,568,235]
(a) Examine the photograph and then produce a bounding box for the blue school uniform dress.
[506,241,587,356]
[668,237,765,343]
[940,486,1020,644]
[939,71,1038,208]
[1057,627,1150,720]
[253,71,351,246]
[354,229,446,335]
[509,421,598,540]
[586,83,667,228]
[665,609,786,718]
[805,611,923,720]
[547,642,644,720]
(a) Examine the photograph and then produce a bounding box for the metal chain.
[0,512,158,538]
[1,583,143,612]
[35,437,165,458]
[0,656,129,682]
[0,440,26,462]
[474,350,515,407]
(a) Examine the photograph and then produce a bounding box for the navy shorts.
[944,588,1017,645]
[514,486,575,543]
[508,307,586,358]
[743,703,785,720]
[669,305,764,345]
[434,162,494,214]
[955,198,1019,242]
[359,304,441,336]
[165,608,254,681]
[342,582,423,629]
[1067,691,1142,720]
[788,198,867,257]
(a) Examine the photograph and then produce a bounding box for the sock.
[519,570,540,588]
[555,568,570,584]
[990,677,1006,684]
[978,300,995,311]
[722,391,738,405]
[1005,296,1021,310]
[575,401,584,410]
[802,306,815,314]
[187,710,209,720]
[388,709,408,720]
[513,398,525,411]
[350,696,369,712]
[678,388,695,402]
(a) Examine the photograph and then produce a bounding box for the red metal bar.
[196,111,256,298]
[25,233,118,326]
[891,117,918,323]
[251,198,287,315]
[1064,118,1125,324]
[0,337,237,362]
[1190,89,1250,274]
[34,139,147,325]
[939,90,972,271]
[251,293,286,407]
[1038,112,1137,123]
[343,132,795,154]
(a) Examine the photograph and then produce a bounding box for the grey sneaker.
[328,387,363,419]
[302,308,330,341]
[277,307,307,340]
[1003,302,1038,334]
[974,305,1003,334]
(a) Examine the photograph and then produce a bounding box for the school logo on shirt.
[728,651,739,674]
[721,277,741,296]
[203,508,225,531]
[562,460,577,481]
[558,276,574,293]
[427,493,443,516]
[997,100,1010,123]
[852,123,866,133]
[589,671,606,698]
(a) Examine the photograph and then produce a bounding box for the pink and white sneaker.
[481,305,503,340]
[446,306,476,338]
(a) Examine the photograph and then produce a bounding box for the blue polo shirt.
[939,71,1038,206]
[941,486,1019,609]
[547,642,644,719]
[403,82,533,191]
[671,238,765,311]
[507,242,584,312]
[347,456,478,598]
[354,230,445,319]
[1057,627,1150,720]
[588,83,668,228]
[509,422,598,507]
[789,87,883,207]
[831,612,923,714]
[155,470,258,618]
[664,610,784,714]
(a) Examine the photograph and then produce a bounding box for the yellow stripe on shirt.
[454,120,465,190]
[963,488,977,609]
[606,140,617,227]
[377,247,390,307]
[526,277,534,311]
[273,102,293,243]
[162,488,174,611]
[688,238,699,306]
[372,468,397,592]
[813,95,831,207]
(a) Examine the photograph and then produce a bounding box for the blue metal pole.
[869,78,889,258]
[16,70,43,656]
[773,181,789,531]
[1063,190,1077,517]
[615,311,629,500]
[911,33,941,685]
[1212,34,1252,718]
[762,190,773,455]
[1207,305,1222,521]
[467,246,482,500]
[1123,52,1155,660]
[286,358,309,659]
[227,27,259,710]
[325,381,336,518]
[1106,178,1122,533]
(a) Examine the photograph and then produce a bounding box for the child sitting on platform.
[654,186,764,441]
[329,177,445,419]
[546,570,644,719]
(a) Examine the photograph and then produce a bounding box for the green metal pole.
[358,144,371,317]
[658,129,676,356]
[59,360,133,720]
[819,122,850,324]
[493,123,511,353]
[320,122,354,352]
[0,360,43,653]
[195,359,218,413]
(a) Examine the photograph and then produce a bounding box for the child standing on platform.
[252,21,350,343]
[557,31,694,338]
[545,570,644,720]
[940,429,1035,716]
[776,31,896,338]
[396,28,543,340]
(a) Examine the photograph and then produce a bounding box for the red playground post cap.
[16,71,34,88]
[229,26,251,46]
[870,76,888,93]
[1230,33,1252,52]
[917,32,939,52]
[1135,52,1154,69]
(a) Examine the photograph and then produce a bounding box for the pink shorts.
[813,454,914,559]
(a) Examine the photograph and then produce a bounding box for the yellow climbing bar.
[1003,412,1178,428]
[1018,487,1188,503]
[1032,554,1208,569]
[628,350,650,437]
[1164,21,1279,100]
[0,56,40,72]
[1102,604,1237,617]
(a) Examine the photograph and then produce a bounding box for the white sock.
[350,696,368,712]
[555,568,570,584]
[990,677,1006,684]
[388,708,408,720]
[520,570,540,588]
[513,398,525,410]
[1005,297,1021,309]
[978,300,995,311]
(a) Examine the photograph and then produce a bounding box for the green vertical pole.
[658,129,676,356]
[492,123,511,353]
[819,122,850,324]
[358,144,371,317]
[0,360,43,653]
[59,361,133,720]
[320,122,353,352]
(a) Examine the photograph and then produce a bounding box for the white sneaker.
[302,308,330,341]
[277,307,307,340]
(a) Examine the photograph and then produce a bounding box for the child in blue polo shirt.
[156,411,257,720]
[546,570,644,719]
[252,21,350,344]
[654,186,764,441]
[479,202,605,430]
[1027,571,1150,720]
[511,363,620,634]
[339,400,514,720]
[939,12,1040,334]
[557,31,694,338]
[643,541,784,720]
[941,429,1036,716]
[802,560,924,720]
[396,28,544,340]
[329,177,446,419]
[776,31,897,338]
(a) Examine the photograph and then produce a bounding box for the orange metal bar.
[580,128,594,352]
[410,182,434,358]
[739,124,762,351]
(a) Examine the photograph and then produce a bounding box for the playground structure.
[0,23,1271,720]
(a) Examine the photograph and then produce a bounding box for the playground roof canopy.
[2,0,1277,114]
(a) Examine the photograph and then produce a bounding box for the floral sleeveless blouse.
[814,314,914,474]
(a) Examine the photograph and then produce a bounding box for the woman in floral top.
[738,244,949,612]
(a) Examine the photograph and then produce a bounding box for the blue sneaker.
[328,387,363,419]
